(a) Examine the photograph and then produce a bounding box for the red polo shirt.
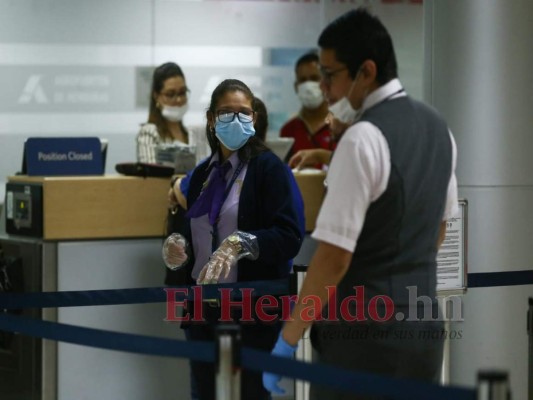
[280,116,335,162]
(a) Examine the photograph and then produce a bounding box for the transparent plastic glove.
[197,230,259,284]
[262,333,298,394]
[162,233,189,270]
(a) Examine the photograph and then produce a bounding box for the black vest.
[337,96,452,307]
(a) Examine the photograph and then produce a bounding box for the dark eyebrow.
[217,107,253,113]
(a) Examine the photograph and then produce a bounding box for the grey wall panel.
[57,239,190,400]
[0,0,152,45]
[426,1,533,398]
[449,285,531,400]
[459,187,533,273]
[153,1,322,47]
[430,0,533,186]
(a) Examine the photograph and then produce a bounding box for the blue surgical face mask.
[215,119,255,151]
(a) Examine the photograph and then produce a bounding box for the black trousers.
[185,303,280,400]
[309,320,445,400]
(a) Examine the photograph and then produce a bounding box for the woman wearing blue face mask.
[136,62,198,164]
[164,79,303,400]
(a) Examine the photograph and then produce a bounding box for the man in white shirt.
[264,8,459,399]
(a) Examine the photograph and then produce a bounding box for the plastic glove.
[197,230,259,284]
[262,332,298,394]
[162,233,189,270]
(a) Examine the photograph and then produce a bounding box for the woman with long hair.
[137,62,194,163]
[164,79,303,399]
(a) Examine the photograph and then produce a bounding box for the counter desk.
[1,171,326,400]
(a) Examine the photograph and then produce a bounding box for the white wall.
[425,1,533,399]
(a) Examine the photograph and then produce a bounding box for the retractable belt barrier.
[0,313,476,400]
[0,279,290,310]
[1,271,529,399]
[1,271,532,311]
[467,270,533,288]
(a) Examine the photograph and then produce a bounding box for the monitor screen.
[265,137,295,162]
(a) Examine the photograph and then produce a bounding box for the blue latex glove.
[262,332,298,394]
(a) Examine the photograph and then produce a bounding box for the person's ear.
[206,110,215,131]
[359,60,377,84]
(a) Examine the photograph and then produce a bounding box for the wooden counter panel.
[8,172,325,239]
[40,176,169,240]
[293,172,326,232]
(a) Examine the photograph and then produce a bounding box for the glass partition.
[0,0,424,196]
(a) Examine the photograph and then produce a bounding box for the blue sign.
[25,137,104,176]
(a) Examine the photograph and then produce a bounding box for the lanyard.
[211,161,244,252]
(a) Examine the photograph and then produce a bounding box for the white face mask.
[297,81,324,110]
[327,74,363,125]
[161,104,189,122]
[328,97,359,125]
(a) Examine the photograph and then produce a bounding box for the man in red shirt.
[280,52,335,164]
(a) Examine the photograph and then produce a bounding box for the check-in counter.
[5,175,170,240]
[2,175,184,400]
[1,171,326,400]
[6,171,325,240]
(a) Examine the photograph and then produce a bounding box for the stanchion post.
[215,324,241,400]
[527,297,533,400]
[292,264,310,400]
[477,370,511,400]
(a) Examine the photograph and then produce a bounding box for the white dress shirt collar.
[361,78,405,114]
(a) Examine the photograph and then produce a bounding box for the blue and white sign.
[25,137,104,176]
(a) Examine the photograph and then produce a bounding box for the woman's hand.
[168,187,178,210]
[197,231,259,284]
[197,241,239,284]
[168,177,188,210]
[162,233,188,270]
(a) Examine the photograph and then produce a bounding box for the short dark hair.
[318,8,398,84]
[295,51,319,73]
[206,79,268,162]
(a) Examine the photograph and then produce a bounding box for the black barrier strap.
[0,313,476,400]
[0,313,214,362]
[468,270,533,288]
[294,265,533,289]
[243,348,476,400]
[2,270,532,311]
[0,279,290,310]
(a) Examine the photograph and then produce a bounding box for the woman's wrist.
[170,175,180,189]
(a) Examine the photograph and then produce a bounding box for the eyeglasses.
[216,110,255,124]
[320,66,348,84]
[161,88,190,102]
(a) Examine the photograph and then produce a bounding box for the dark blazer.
[180,150,303,284]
